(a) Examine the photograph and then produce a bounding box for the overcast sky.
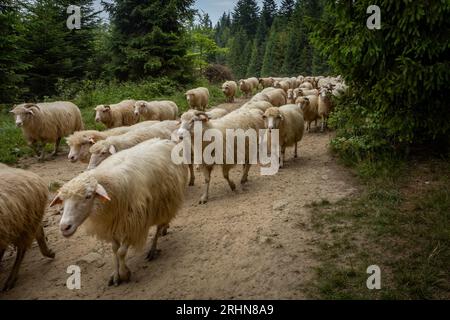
[95,0,283,25]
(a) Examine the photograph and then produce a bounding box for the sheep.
[94,100,138,129]
[67,121,159,163]
[88,121,179,170]
[258,77,274,88]
[239,78,258,98]
[274,80,291,92]
[287,89,296,104]
[297,88,319,97]
[50,138,188,286]
[297,95,320,132]
[134,100,178,121]
[318,86,335,132]
[299,81,314,90]
[185,87,209,111]
[241,100,273,112]
[206,108,229,120]
[10,102,84,161]
[0,164,55,291]
[263,105,305,168]
[177,108,264,204]
[221,81,238,103]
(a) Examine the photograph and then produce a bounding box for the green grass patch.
[308,159,450,300]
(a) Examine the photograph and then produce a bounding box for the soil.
[0,99,357,300]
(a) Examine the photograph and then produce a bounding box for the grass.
[307,158,450,299]
[0,78,227,164]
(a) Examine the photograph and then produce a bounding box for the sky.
[95,0,283,25]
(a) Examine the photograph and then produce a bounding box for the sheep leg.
[0,248,4,264]
[280,146,286,168]
[222,165,236,191]
[241,164,251,185]
[294,142,298,158]
[147,225,163,261]
[188,164,195,186]
[160,223,169,236]
[321,116,325,132]
[199,165,213,204]
[51,137,61,157]
[117,243,131,284]
[35,225,55,259]
[2,246,26,292]
[108,239,120,286]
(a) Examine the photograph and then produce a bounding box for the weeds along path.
[0,99,358,299]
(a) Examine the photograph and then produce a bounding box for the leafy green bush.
[312,0,450,162]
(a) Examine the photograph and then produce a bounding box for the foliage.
[312,0,450,160]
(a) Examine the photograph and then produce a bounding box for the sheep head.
[177,110,210,141]
[88,140,116,170]
[263,107,283,131]
[10,103,40,127]
[50,172,111,238]
[134,100,147,116]
[94,105,112,123]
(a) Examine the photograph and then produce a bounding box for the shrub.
[203,64,234,83]
[312,0,450,162]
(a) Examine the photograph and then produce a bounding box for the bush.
[203,64,234,83]
[312,0,450,162]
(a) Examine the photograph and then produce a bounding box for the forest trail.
[0,99,358,299]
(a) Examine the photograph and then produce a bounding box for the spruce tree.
[231,0,260,38]
[0,1,29,102]
[106,0,195,82]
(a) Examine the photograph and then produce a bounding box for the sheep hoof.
[146,249,161,261]
[108,271,130,286]
[44,250,55,259]
[229,182,236,191]
[189,180,195,187]
[240,178,248,185]
[199,196,208,204]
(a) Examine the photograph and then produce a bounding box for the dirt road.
[0,101,357,299]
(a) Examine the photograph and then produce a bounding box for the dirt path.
[0,101,357,300]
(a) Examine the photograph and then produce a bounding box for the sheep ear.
[109,145,117,154]
[88,137,96,145]
[104,105,111,111]
[95,184,111,202]
[27,109,35,116]
[49,193,63,207]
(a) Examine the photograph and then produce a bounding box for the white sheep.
[297,88,319,97]
[274,80,291,92]
[88,121,179,170]
[239,78,258,98]
[263,105,305,168]
[134,100,178,121]
[67,121,159,163]
[318,86,335,132]
[185,87,209,111]
[221,81,238,103]
[0,164,54,291]
[177,108,264,204]
[10,102,84,161]
[50,139,188,286]
[258,77,274,88]
[297,95,320,132]
[94,100,139,128]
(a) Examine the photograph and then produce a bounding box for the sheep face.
[50,176,111,238]
[134,101,147,116]
[68,136,94,163]
[185,93,193,104]
[94,105,112,123]
[221,84,230,95]
[10,104,39,127]
[287,89,294,101]
[177,111,209,141]
[88,141,117,170]
[263,108,283,131]
[297,97,310,111]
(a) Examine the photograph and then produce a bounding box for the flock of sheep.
[0,75,346,291]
